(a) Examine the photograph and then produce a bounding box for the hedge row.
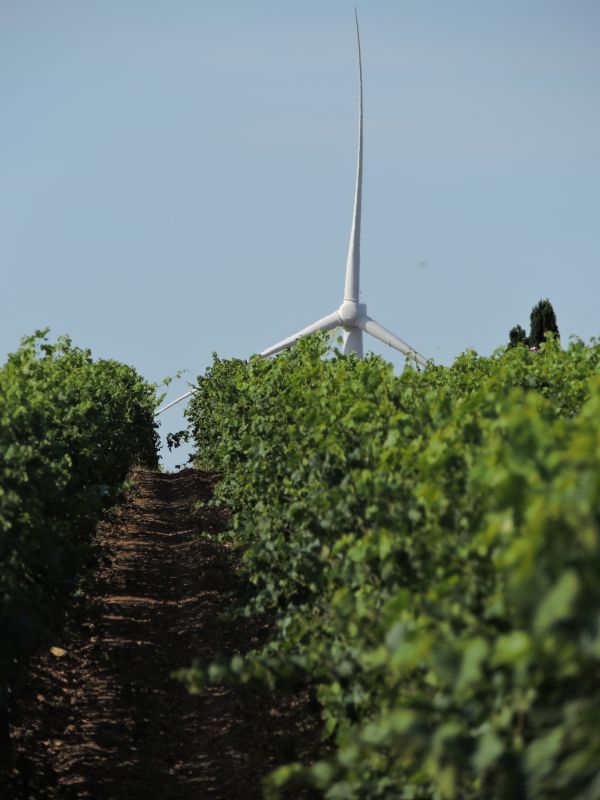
[185,333,600,799]
[0,331,159,682]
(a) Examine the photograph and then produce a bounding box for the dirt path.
[4,469,319,799]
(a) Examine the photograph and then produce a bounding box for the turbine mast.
[343,9,363,304]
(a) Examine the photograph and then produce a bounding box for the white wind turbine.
[156,13,426,416]
[260,11,427,367]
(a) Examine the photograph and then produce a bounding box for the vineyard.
[2,330,600,798]
[184,333,600,799]
[0,332,158,682]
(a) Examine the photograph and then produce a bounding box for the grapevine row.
[184,332,600,799]
[0,331,159,695]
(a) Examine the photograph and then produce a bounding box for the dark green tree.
[509,324,528,348]
[529,298,559,348]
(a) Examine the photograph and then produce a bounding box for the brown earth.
[3,469,321,799]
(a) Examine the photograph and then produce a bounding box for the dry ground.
[3,469,320,799]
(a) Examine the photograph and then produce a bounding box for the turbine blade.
[363,317,428,367]
[155,389,196,415]
[260,311,340,357]
[343,10,363,303]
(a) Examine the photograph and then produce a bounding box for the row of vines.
[184,333,600,799]
[0,331,159,704]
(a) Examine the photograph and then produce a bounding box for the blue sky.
[1,1,599,466]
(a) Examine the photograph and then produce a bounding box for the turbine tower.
[260,11,427,367]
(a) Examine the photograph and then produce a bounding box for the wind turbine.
[260,11,427,367]
[156,13,426,416]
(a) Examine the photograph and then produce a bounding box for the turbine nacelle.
[337,300,366,328]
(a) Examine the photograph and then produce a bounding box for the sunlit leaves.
[186,332,600,799]
[0,330,159,681]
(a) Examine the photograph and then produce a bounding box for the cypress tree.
[508,324,528,348]
[529,299,559,348]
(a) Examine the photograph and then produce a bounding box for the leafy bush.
[185,333,600,799]
[0,331,159,676]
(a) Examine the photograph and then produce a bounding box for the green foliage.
[166,429,190,451]
[508,324,527,348]
[0,331,159,678]
[185,332,600,799]
[529,298,560,348]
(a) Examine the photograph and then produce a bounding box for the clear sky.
[2,1,599,467]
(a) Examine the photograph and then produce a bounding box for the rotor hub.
[337,301,366,327]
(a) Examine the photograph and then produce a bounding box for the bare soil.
[3,469,320,799]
